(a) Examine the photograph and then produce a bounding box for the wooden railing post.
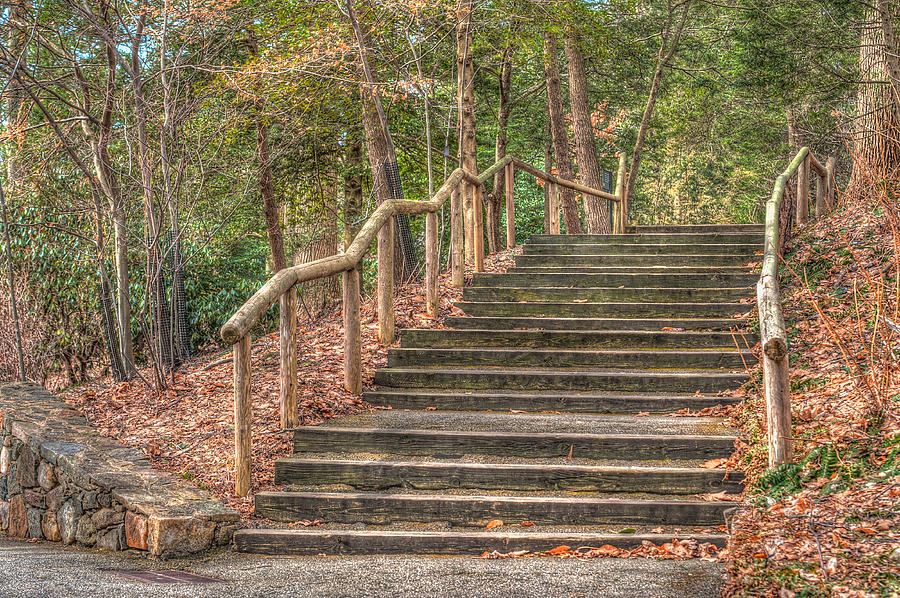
[615,153,627,234]
[549,182,561,234]
[233,335,252,497]
[505,163,515,249]
[463,181,475,264]
[815,170,826,219]
[377,215,395,344]
[450,185,464,287]
[796,153,810,225]
[425,210,439,316]
[278,289,298,429]
[343,267,361,394]
[474,183,485,272]
[758,275,793,467]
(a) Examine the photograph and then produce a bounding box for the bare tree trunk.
[457,0,480,261]
[343,128,364,247]
[543,32,582,235]
[485,46,512,253]
[849,3,900,191]
[0,180,25,381]
[544,122,553,234]
[623,1,692,208]
[566,35,610,234]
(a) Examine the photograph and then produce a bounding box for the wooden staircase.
[235,224,761,556]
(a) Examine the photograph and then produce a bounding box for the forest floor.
[62,249,520,518]
[60,202,899,594]
[722,197,900,597]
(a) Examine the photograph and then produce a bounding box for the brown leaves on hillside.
[62,248,519,516]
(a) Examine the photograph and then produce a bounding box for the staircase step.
[444,316,747,331]
[254,491,735,527]
[374,367,746,393]
[363,389,740,413]
[523,243,760,255]
[400,329,753,349]
[274,458,744,494]
[454,301,748,318]
[387,348,752,370]
[631,224,763,233]
[509,266,755,274]
[462,286,752,303]
[531,233,761,244]
[472,272,758,288]
[515,254,752,267]
[234,528,729,556]
[293,427,735,461]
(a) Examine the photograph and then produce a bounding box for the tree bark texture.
[457,1,479,262]
[543,32,582,234]
[565,35,611,234]
[485,46,513,253]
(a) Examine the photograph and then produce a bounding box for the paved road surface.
[0,538,722,597]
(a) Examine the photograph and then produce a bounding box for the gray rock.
[37,461,56,491]
[16,447,36,488]
[45,484,65,511]
[7,463,19,496]
[80,491,98,511]
[0,500,8,529]
[95,525,123,551]
[90,508,124,529]
[98,493,111,508]
[41,509,60,541]
[0,445,8,475]
[0,477,7,501]
[24,489,45,509]
[75,514,96,546]
[25,507,43,539]
[214,523,236,546]
[57,500,81,545]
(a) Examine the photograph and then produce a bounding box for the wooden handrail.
[221,152,625,496]
[758,146,836,468]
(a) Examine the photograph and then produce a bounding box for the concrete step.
[630,224,763,233]
[234,528,729,556]
[444,316,747,331]
[462,286,752,303]
[292,427,736,461]
[472,272,758,288]
[530,233,761,244]
[364,389,740,413]
[373,367,747,393]
[399,329,754,350]
[254,491,736,527]
[509,266,755,274]
[515,254,752,267]
[523,243,760,256]
[274,458,744,494]
[387,347,752,370]
[454,301,747,319]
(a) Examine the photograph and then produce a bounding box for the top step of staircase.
[628,224,764,234]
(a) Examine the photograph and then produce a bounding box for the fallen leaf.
[485,519,504,530]
[700,458,728,469]
[546,545,571,555]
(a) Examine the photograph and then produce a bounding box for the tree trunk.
[543,32,582,235]
[343,129,364,248]
[457,0,480,263]
[485,46,513,254]
[565,35,610,234]
[544,123,553,234]
[623,1,692,209]
[849,3,900,191]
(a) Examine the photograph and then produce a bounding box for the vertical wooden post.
[815,170,826,219]
[757,277,793,467]
[796,154,810,225]
[425,211,439,316]
[505,163,515,249]
[450,185,464,287]
[233,335,252,497]
[474,183,485,272]
[343,267,361,394]
[463,181,475,263]
[615,153,627,234]
[377,216,395,344]
[549,182,561,234]
[825,157,836,211]
[278,289,298,429]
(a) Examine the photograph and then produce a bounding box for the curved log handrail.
[758,146,835,468]
[221,152,624,496]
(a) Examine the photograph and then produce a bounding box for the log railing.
[759,147,835,467]
[220,154,626,496]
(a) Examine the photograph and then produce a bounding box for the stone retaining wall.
[0,383,238,556]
